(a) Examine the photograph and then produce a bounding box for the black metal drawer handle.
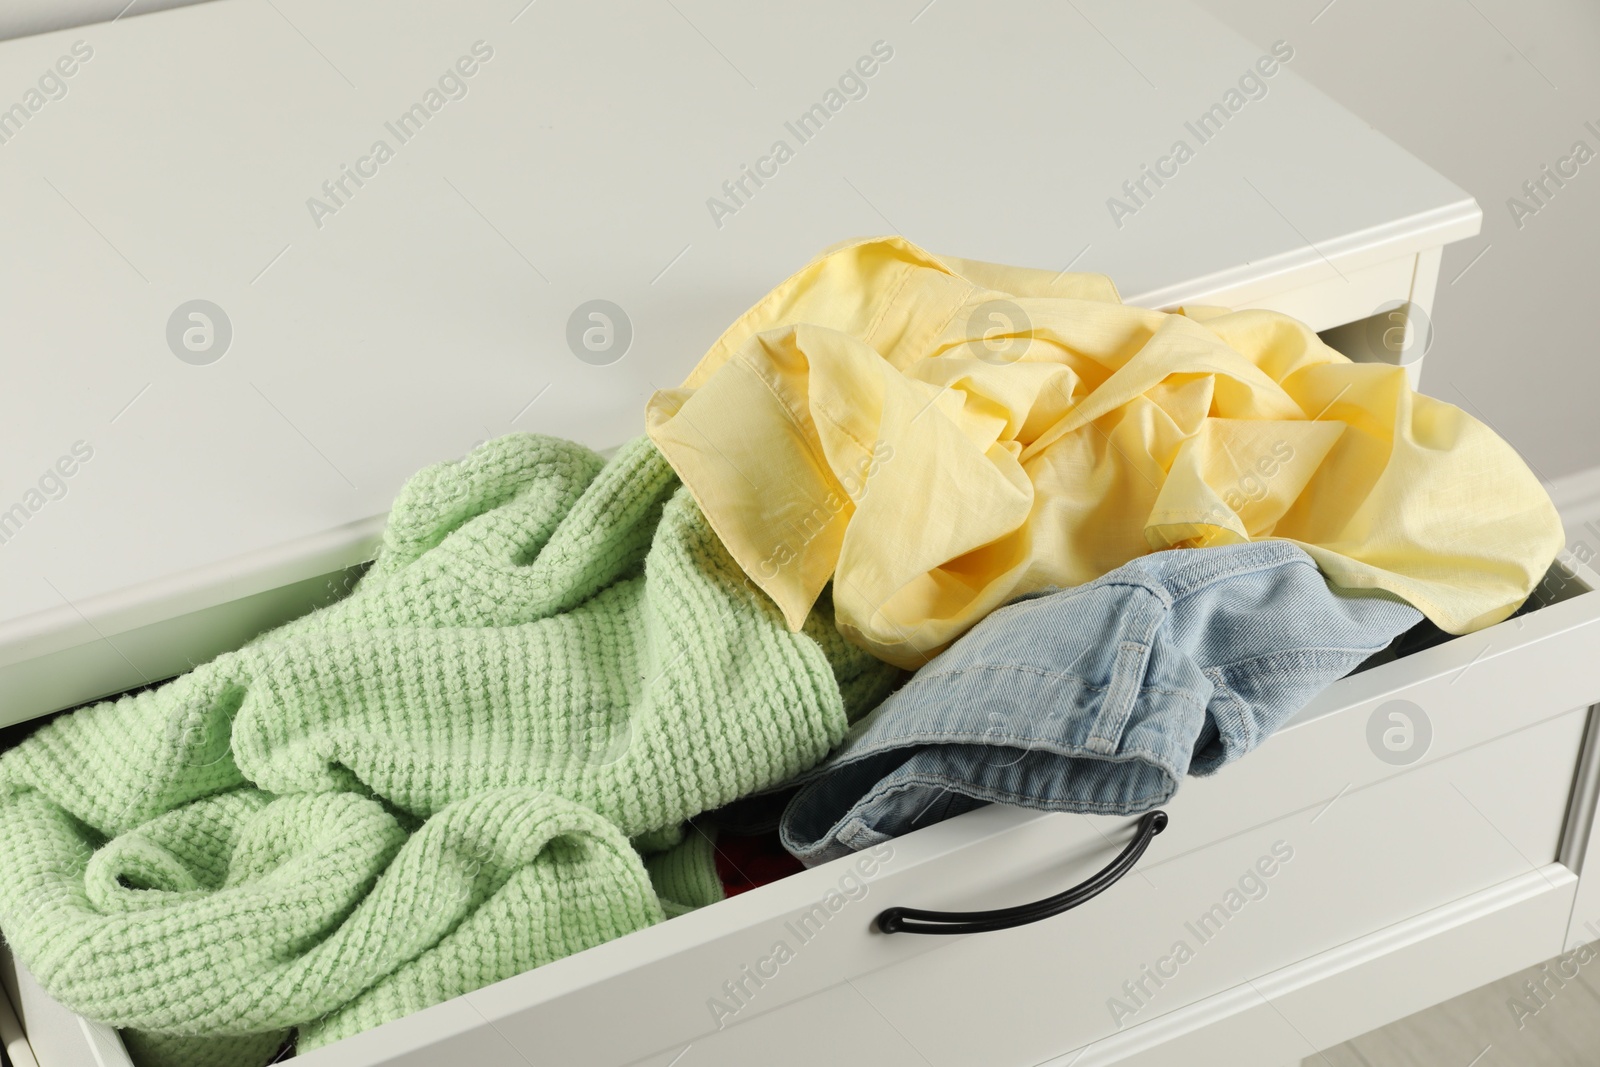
[874,810,1168,935]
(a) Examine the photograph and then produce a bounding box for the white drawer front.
[279,575,1600,1067]
[845,707,1587,1067]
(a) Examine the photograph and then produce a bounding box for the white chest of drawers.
[1,2,1593,1066]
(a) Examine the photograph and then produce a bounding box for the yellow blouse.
[646,236,1562,668]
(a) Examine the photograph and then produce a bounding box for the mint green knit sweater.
[0,435,898,1066]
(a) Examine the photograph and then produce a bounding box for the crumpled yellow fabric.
[646,236,1562,668]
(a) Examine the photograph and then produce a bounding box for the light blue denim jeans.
[780,541,1422,866]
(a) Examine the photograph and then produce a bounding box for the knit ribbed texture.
[644,826,725,918]
[0,434,900,1066]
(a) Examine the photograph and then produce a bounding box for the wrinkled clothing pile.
[778,540,1421,866]
[0,436,897,1066]
[0,237,1564,1067]
[649,236,1560,667]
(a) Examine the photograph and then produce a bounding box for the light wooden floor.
[1308,945,1600,1066]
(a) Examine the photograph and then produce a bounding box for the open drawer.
[0,2,1544,1063]
[6,560,1597,1067]
[292,562,1600,1067]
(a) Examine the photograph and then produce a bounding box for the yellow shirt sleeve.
[646,236,1563,669]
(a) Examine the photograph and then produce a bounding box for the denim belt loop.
[1085,579,1169,754]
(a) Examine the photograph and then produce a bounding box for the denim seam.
[807,724,1204,773]
[859,716,1198,753]
[805,766,1179,837]
[1176,545,1305,591]
[803,736,1188,812]
[836,816,891,850]
[896,662,1204,702]
[1065,575,1174,609]
[1199,664,1257,757]
[1158,543,1319,603]
[1205,644,1391,673]
[974,545,1312,616]
[1089,639,1156,754]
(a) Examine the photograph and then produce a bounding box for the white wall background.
[1198,0,1600,499]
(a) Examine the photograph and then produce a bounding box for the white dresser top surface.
[0,0,1475,662]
